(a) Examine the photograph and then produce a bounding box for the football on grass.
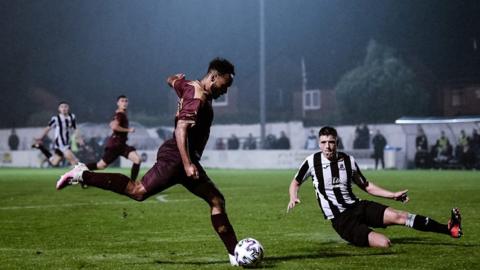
[234,238,264,267]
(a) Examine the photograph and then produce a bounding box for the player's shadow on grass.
[391,236,479,247]
[144,244,395,268]
[153,259,227,266]
[259,242,397,268]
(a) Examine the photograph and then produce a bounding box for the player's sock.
[82,171,130,194]
[211,213,238,255]
[86,162,98,170]
[131,163,140,180]
[405,213,449,235]
[37,145,52,159]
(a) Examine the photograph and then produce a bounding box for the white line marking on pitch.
[155,195,168,202]
[0,201,157,210]
[0,196,196,210]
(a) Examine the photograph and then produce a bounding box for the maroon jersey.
[171,78,213,160]
[106,111,129,147]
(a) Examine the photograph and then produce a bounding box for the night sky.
[1,0,479,127]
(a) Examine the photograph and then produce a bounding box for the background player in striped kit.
[32,101,81,166]
[85,95,142,180]
[287,126,462,247]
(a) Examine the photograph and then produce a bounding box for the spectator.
[458,130,469,149]
[276,131,291,150]
[264,134,277,149]
[243,133,257,150]
[414,126,430,168]
[215,138,226,150]
[353,124,370,149]
[353,127,362,149]
[361,124,370,149]
[471,129,480,155]
[437,130,450,154]
[337,135,344,150]
[415,126,428,151]
[305,130,318,150]
[460,143,476,169]
[227,134,240,150]
[455,130,469,161]
[372,130,387,169]
[432,135,453,167]
[8,128,19,150]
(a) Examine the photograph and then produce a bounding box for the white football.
[234,238,264,267]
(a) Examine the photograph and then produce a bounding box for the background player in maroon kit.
[86,95,142,180]
[56,58,239,266]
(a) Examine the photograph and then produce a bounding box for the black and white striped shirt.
[294,151,369,219]
[48,113,76,149]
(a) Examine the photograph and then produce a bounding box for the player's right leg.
[86,159,108,171]
[385,207,462,238]
[57,164,147,199]
[86,146,117,171]
[63,149,79,166]
[49,153,63,166]
[57,153,180,202]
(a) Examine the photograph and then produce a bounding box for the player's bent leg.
[49,154,62,166]
[125,181,148,201]
[63,150,78,165]
[368,231,391,248]
[97,159,108,169]
[127,151,141,180]
[86,159,108,170]
[128,151,141,164]
[383,207,408,226]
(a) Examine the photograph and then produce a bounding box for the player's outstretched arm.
[365,182,409,203]
[287,179,301,213]
[35,126,51,141]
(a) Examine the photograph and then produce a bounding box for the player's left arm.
[175,119,199,179]
[109,118,134,133]
[364,180,409,203]
[352,160,408,203]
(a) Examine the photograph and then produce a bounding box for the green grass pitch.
[0,168,479,269]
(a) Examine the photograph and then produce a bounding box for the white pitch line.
[155,194,168,202]
[0,196,196,210]
[0,200,156,210]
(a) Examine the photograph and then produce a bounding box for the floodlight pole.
[259,0,266,149]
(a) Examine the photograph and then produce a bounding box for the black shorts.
[331,200,388,247]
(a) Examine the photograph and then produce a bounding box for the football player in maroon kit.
[56,58,239,266]
[85,95,142,180]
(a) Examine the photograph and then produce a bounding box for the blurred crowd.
[415,127,479,170]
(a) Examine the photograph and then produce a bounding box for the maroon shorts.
[140,141,223,202]
[101,143,136,165]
